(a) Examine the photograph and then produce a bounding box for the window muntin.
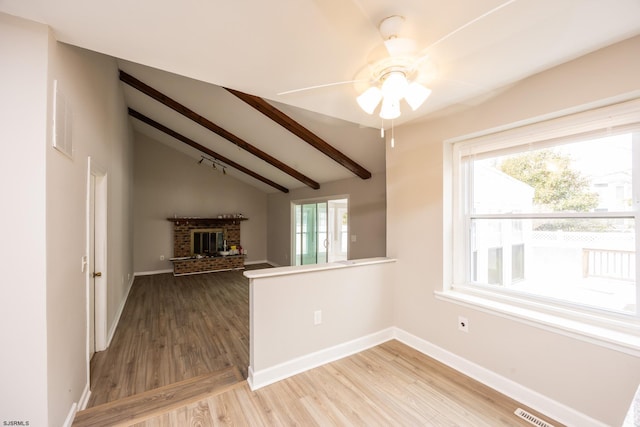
[456,115,639,317]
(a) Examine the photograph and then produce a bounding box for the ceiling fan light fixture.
[404,82,432,111]
[357,86,383,115]
[380,71,408,100]
[379,96,400,120]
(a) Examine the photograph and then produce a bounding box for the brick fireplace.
[168,217,247,275]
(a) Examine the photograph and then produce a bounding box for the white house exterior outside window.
[446,97,640,351]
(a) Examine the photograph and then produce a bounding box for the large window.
[451,99,640,323]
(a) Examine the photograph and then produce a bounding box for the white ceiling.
[2,0,639,192]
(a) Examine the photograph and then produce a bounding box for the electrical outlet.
[160,255,165,261]
[314,310,322,325]
[458,316,469,333]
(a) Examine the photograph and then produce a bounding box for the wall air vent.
[52,80,73,158]
[514,408,555,427]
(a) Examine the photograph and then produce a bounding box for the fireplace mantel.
[167,217,248,226]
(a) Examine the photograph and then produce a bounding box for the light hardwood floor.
[89,266,560,426]
[131,340,561,426]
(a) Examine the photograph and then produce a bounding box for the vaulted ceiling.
[2,0,639,192]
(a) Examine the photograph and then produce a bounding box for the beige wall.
[248,259,395,388]
[133,133,268,272]
[267,172,386,266]
[0,13,135,426]
[45,39,134,426]
[0,13,50,427]
[387,35,640,426]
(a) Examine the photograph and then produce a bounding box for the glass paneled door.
[294,199,347,265]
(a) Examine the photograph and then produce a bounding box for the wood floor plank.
[73,366,243,427]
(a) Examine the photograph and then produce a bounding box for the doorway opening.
[292,198,348,265]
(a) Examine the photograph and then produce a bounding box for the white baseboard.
[244,259,271,266]
[78,382,91,410]
[63,382,91,427]
[248,328,395,391]
[106,275,135,347]
[62,402,77,427]
[134,269,173,276]
[392,328,608,427]
[263,260,282,267]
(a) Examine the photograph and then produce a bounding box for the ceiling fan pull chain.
[391,120,395,148]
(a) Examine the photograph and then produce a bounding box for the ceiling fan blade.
[277,79,368,96]
[422,0,518,52]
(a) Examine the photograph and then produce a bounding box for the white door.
[89,174,96,359]
[87,157,107,379]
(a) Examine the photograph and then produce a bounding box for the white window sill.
[435,289,640,357]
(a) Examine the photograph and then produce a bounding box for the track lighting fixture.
[198,155,227,175]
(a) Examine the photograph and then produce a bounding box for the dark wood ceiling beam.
[128,108,289,193]
[119,70,319,190]
[225,88,372,180]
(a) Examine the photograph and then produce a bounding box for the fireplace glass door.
[191,229,225,256]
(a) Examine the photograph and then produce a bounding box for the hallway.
[88,266,267,407]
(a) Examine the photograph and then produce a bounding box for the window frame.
[443,96,640,355]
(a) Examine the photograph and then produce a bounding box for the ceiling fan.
[278,14,434,122]
[353,14,433,121]
[278,1,517,124]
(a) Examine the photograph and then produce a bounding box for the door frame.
[86,157,108,366]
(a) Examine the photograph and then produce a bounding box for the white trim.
[244,257,395,279]
[78,383,91,410]
[62,383,91,427]
[244,259,272,266]
[106,275,135,348]
[248,328,394,390]
[264,260,282,267]
[446,95,640,149]
[134,269,174,276]
[62,402,77,427]
[392,328,609,427]
[173,267,245,276]
[63,384,90,427]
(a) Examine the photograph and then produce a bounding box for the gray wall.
[267,172,386,266]
[133,133,268,272]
